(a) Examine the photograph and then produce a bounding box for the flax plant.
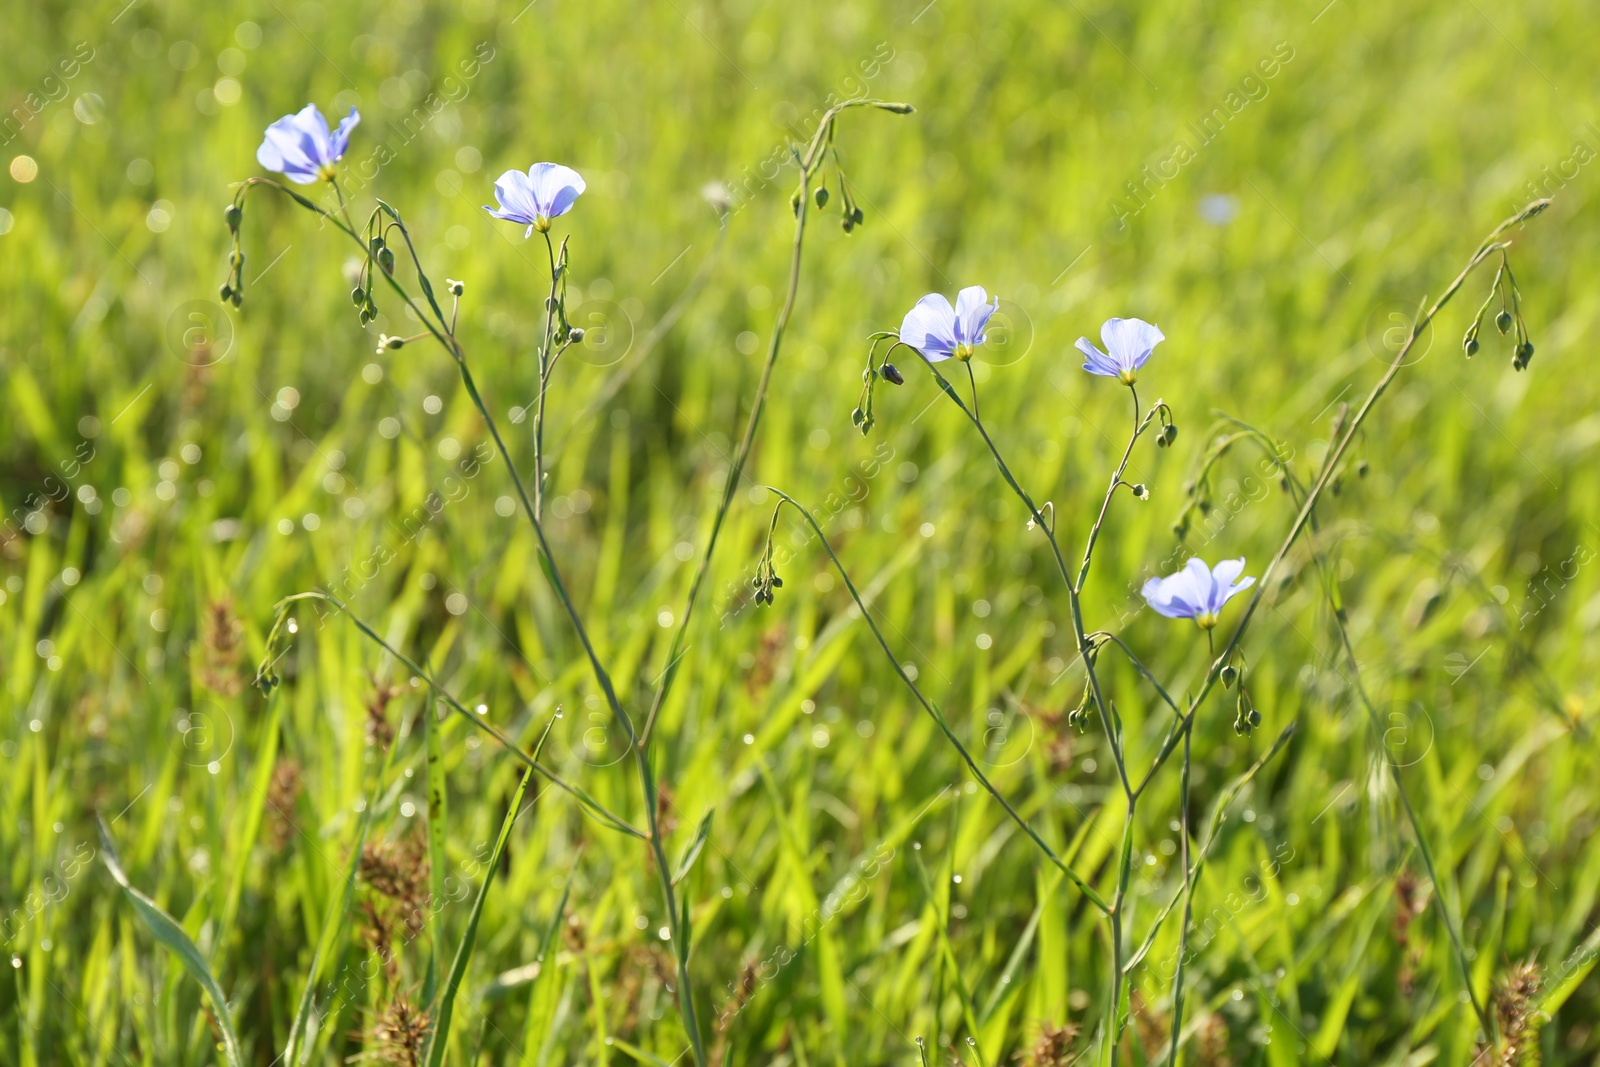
[223,95,912,1066]
[763,198,1554,1063]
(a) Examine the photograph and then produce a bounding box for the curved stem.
[636,99,907,751]
[1075,386,1143,597]
[264,592,645,839]
[762,487,1111,915]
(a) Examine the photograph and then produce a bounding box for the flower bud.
[219,283,233,302]
[224,203,242,233]
[1463,335,1479,357]
[1495,310,1513,334]
[791,191,802,216]
[377,246,396,275]
[1356,459,1369,477]
[1161,424,1178,447]
[881,362,904,386]
[852,206,865,225]
[1220,664,1238,688]
[351,286,365,307]
[814,187,829,208]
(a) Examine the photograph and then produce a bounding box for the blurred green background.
[3,0,1598,1063]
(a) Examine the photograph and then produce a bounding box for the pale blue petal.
[953,286,996,345]
[1101,317,1165,371]
[900,294,958,361]
[329,107,361,159]
[1076,337,1120,377]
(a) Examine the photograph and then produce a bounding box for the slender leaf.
[425,716,556,1067]
[98,817,243,1067]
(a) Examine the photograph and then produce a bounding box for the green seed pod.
[351,286,365,307]
[1495,309,1513,334]
[377,247,395,275]
[852,206,865,225]
[219,283,233,302]
[1220,664,1238,688]
[790,191,802,216]
[1464,335,1480,357]
[814,186,829,208]
[224,203,242,233]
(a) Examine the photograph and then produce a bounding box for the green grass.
[3,0,1599,1063]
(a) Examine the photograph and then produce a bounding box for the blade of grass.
[424,714,557,1067]
[423,693,449,1006]
[97,816,243,1067]
[521,859,580,1060]
[282,720,402,1065]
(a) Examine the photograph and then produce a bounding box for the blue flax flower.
[483,163,586,236]
[1077,317,1165,384]
[256,104,360,184]
[899,286,1000,363]
[1142,557,1255,629]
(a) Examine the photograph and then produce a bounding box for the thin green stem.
[636,98,910,751]
[262,592,644,839]
[533,229,560,519]
[1166,723,1194,1066]
[761,487,1111,915]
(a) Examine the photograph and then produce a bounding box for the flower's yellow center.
[533,215,552,233]
[1195,611,1218,630]
[317,163,339,182]
[1118,367,1138,385]
[954,342,975,362]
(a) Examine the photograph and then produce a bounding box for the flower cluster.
[255,102,587,235]
[885,285,1252,635]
